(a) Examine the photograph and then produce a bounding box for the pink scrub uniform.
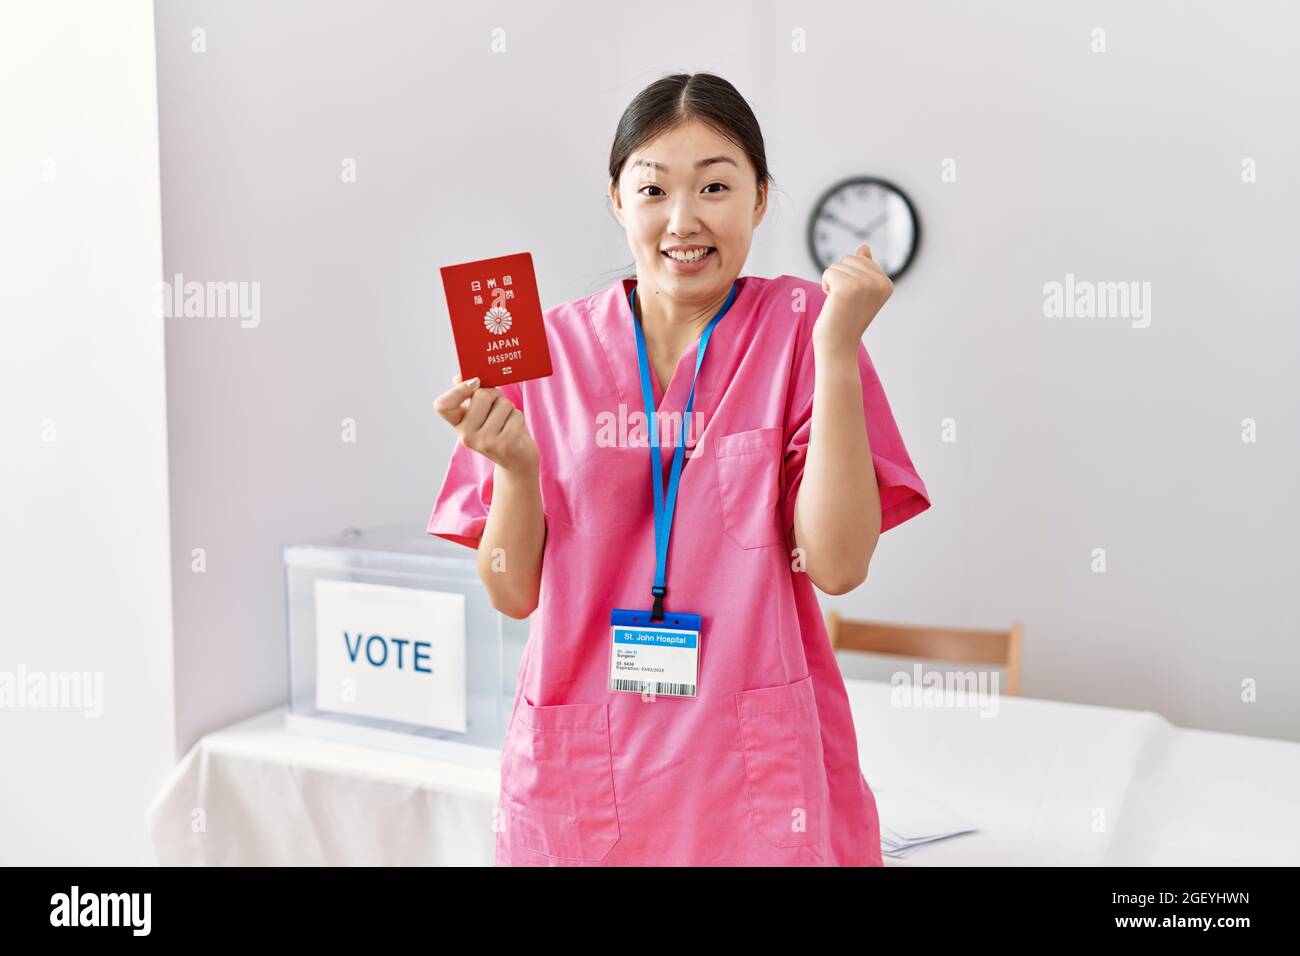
[427,273,930,866]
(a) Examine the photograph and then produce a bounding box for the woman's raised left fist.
[816,243,893,344]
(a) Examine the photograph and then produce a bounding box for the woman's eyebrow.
[632,156,738,174]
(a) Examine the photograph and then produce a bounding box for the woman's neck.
[633,281,734,352]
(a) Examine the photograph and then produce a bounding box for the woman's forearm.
[477,462,546,618]
[792,333,882,594]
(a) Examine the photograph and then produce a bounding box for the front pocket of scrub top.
[501,697,620,861]
[714,426,784,549]
[735,674,829,849]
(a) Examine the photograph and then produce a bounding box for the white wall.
[777,0,1300,738]
[149,0,1298,779]
[0,0,175,864]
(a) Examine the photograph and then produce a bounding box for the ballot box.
[282,524,526,766]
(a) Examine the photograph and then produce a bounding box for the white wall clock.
[808,176,920,280]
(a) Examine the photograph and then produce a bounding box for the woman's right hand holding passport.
[434,373,539,477]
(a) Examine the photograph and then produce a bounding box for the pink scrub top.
[427,273,931,866]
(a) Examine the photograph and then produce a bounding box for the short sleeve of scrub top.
[781,321,931,540]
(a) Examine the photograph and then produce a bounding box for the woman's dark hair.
[608,72,773,201]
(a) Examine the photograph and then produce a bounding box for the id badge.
[608,608,701,698]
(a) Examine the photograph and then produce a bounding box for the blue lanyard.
[628,281,739,621]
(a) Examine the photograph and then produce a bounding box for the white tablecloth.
[147,708,500,865]
[846,681,1300,865]
[147,680,1300,865]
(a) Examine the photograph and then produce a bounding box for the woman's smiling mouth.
[661,246,716,271]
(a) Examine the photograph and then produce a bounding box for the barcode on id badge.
[610,678,696,697]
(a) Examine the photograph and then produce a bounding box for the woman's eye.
[638,183,727,197]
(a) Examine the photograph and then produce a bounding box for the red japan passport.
[439,251,553,388]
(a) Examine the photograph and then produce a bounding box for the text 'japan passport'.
[439,251,553,388]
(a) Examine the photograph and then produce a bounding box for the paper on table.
[873,786,978,859]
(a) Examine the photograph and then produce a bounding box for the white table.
[846,680,1300,865]
[147,706,500,865]
[147,680,1300,866]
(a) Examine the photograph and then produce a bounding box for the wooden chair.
[825,612,1024,696]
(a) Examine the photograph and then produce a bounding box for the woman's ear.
[752,182,768,228]
[607,179,624,227]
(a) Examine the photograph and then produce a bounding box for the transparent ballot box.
[282,524,526,766]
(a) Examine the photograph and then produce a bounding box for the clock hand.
[820,211,860,235]
[858,210,889,239]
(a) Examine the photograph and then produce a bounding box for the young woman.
[429,72,930,866]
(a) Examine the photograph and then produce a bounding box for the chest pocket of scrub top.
[501,697,620,861]
[713,426,784,549]
[735,674,829,850]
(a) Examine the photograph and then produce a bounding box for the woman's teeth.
[664,247,714,263]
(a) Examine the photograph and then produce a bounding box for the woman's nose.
[665,198,704,237]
